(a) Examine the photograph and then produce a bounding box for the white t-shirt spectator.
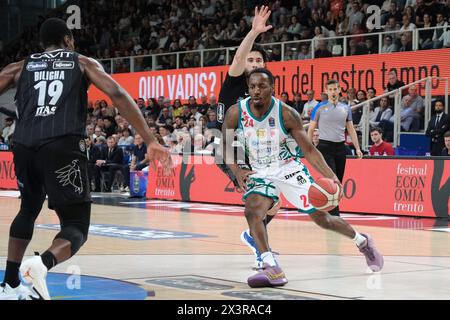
[400,23,416,32]
[302,99,319,119]
[348,11,364,32]
[438,29,450,47]
[118,136,134,146]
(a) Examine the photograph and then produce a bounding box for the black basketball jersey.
[14,49,88,147]
[217,72,248,129]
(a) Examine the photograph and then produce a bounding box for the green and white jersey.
[236,96,303,173]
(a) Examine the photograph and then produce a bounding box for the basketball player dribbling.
[222,68,383,288]
[0,18,172,299]
[216,6,281,269]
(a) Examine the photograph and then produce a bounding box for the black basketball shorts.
[13,135,91,210]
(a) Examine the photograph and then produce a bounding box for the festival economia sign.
[88,48,450,103]
[0,152,16,190]
[147,155,449,218]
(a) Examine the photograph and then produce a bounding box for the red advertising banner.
[89,49,450,103]
[147,155,450,218]
[0,152,17,190]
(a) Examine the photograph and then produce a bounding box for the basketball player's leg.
[2,144,46,294]
[243,193,274,255]
[277,160,383,272]
[18,136,91,299]
[244,192,288,288]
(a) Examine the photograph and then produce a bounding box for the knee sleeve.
[9,209,39,240]
[54,202,91,256]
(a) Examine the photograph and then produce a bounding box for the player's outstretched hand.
[234,168,256,191]
[147,141,173,175]
[252,6,273,35]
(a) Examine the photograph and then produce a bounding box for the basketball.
[308,178,341,212]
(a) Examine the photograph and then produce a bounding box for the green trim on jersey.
[246,97,275,122]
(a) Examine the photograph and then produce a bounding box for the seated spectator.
[404,85,425,126]
[297,44,312,60]
[314,40,332,58]
[118,128,134,146]
[190,104,203,123]
[419,14,435,49]
[369,127,395,156]
[93,126,106,141]
[312,129,320,147]
[130,134,148,171]
[381,35,397,53]
[2,117,15,144]
[292,93,303,115]
[432,13,448,49]
[399,95,421,132]
[103,116,117,138]
[436,26,450,48]
[181,106,192,123]
[302,90,318,120]
[370,96,393,127]
[280,92,292,106]
[156,107,173,127]
[208,95,218,112]
[442,131,450,156]
[87,136,102,191]
[398,33,413,51]
[206,110,218,129]
[198,94,210,115]
[137,98,146,114]
[172,99,183,118]
[159,125,172,146]
[93,136,124,192]
[173,116,186,131]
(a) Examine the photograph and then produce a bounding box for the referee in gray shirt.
[308,80,363,216]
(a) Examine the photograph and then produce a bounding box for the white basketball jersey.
[236,96,302,173]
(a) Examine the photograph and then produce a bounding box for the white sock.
[261,251,277,267]
[353,232,367,247]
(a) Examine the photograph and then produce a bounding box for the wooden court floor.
[0,191,449,300]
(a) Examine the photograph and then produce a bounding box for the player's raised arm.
[79,56,172,172]
[282,104,338,183]
[228,6,272,77]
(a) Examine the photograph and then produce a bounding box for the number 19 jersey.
[14,49,88,147]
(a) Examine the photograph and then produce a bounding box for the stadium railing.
[97,26,449,74]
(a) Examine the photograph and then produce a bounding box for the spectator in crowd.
[302,90,319,120]
[118,128,134,146]
[399,95,421,132]
[312,129,320,147]
[404,85,425,124]
[171,99,183,118]
[130,134,148,171]
[314,40,333,58]
[137,98,147,114]
[103,116,117,138]
[208,94,218,112]
[399,33,413,51]
[190,104,203,123]
[159,125,172,146]
[347,1,365,33]
[381,35,398,52]
[297,44,312,60]
[87,136,106,191]
[2,117,15,143]
[93,136,124,192]
[432,13,448,49]
[156,107,173,127]
[442,131,450,156]
[419,13,435,49]
[369,127,395,156]
[426,100,449,155]
[206,110,218,129]
[199,94,211,115]
[280,92,292,106]
[370,96,394,128]
[292,93,304,115]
